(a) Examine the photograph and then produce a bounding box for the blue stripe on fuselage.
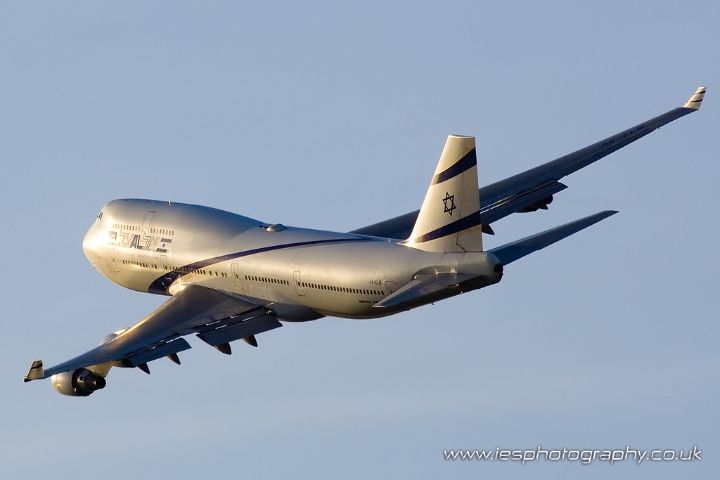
[147,237,376,295]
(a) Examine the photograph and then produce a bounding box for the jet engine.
[51,368,106,397]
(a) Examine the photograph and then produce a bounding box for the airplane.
[24,87,706,396]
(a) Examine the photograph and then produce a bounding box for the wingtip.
[594,210,619,220]
[23,360,44,382]
[684,86,706,110]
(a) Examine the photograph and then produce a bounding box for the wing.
[351,87,706,239]
[24,285,282,381]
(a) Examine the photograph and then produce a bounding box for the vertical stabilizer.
[403,135,483,253]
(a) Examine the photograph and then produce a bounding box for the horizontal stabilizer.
[374,272,477,309]
[489,210,618,265]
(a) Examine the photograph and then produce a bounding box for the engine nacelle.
[51,368,107,397]
[518,195,554,212]
[99,328,127,345]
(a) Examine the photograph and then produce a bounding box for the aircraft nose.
[82,221,103,264]
[82,228,92,256]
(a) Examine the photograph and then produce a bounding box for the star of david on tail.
[442,192,456,216]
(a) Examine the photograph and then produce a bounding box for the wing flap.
[125,338,192,367]
[197,314,282,347]
[481,180,567,225]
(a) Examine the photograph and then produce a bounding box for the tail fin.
[402,135,483,253]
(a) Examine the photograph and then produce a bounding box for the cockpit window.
[97,212,103,220]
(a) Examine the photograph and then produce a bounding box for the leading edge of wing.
[33,285,261,379]
[479,87,705,206]
[488,210,618,266]
[350,87,705,239]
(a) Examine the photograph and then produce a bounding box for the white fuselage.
[82,199,502,321]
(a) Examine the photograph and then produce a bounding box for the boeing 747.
[24,87,706,396]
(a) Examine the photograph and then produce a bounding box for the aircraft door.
[108,247,120,273]
[384,280,399,294]
[141,211,156,250]
[231,263,243,290]
[293,270,305,297]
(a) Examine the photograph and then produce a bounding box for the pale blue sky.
[1,2,718,479]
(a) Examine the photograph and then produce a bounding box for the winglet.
[684,86,706,110]
[23,360,45,382]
